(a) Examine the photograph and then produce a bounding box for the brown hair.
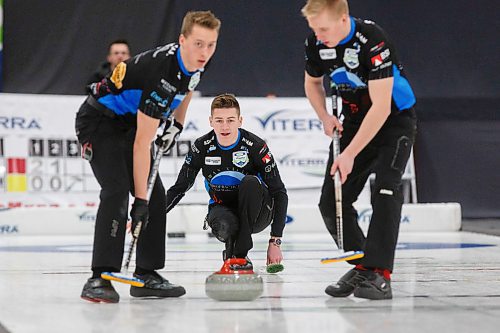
[301,0,349,18]
[210,93,240,116]
[181,11,221,37]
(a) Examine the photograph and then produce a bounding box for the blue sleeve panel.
[97,89,143,115]
[392,65,416,110]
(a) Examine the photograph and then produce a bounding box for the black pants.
[75,101,167,273]
[207,175,274,258]
[319,110,417,271]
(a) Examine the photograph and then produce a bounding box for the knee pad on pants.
[209,218,238,243]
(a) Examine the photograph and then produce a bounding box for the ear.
[238,116,243,127]
[179,34,185,46]
[209,116,214,128]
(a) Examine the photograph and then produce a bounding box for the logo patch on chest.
[232,151,249,168]
[343,45,360,69]
[205,156,221,165]
[319,49,337,60]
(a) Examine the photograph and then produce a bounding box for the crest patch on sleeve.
[110,62,127,89]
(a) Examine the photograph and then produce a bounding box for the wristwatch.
[269,238,282,246]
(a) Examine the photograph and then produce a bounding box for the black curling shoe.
[354,273,392,300]
[81,277,120,303]
[325,268,372,297]
[130,271,186,298]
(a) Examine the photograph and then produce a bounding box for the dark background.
[2,0,499,218]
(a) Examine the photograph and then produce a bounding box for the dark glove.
[130,198,149,236]
[155,119,183,152]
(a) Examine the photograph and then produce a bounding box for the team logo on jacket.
[188,72,201,91]
[232,151,249,168]
[343,45,360,69]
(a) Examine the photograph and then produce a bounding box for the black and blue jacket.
[166,128,288,237]
[305,17,416,122]
[89,42,204,126]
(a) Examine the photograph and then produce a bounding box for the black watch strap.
[269,238,282,246]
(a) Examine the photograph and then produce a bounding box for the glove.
[130,198,149,236]
[155,119,183,152]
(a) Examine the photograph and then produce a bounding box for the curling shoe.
[325,267,372,297]
[81,277,120,303]
[354,272,392,300]
[130,271,186,298]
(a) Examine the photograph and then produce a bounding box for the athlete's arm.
[165,142,202,213]
[331,77,393,183]
[304,72,343,137]
[172,91,193,125]
[134,111,161,200]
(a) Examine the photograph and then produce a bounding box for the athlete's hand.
[155,119,183,152]
[330,151,355,184]
[320,114,343,137]
[130,198,149,236]
[267,243,283,265]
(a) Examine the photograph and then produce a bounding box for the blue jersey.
[166,128,288,237]
[89,43,205,124]
[305,17,416,121]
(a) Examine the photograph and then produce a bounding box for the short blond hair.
[210,93,240,116]
[301,0,349,18]
[181,11,221,37]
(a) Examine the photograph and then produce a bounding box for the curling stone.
[205,258,263,301]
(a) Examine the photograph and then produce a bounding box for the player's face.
[179,25,218,72]
[107,43,130,69]
[209,108,243,146]
[307,10,349,48]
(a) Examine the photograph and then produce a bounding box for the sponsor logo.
[241,137,254,147]
[185,155,192,164]
[319,49,337,60]
[150,91,169,107]
[204,137,214,145]
[0,117,41,130]
[277,151,328,177]
[152,43,177,58]
[364,20,375,25]
[371,49,391,67]
[205,156,221,165]
[261,152,272,164]
[355,32,368,44]
[254,110,322,132]
[265,165,272,173]
[285,215,294,224]
[232,151,249,168]
[78,211,96,222]
[188,72,201,91]
[358,208,410,224]
[191,143,200,154]
[207,145,216,153]
[0,225,19,234]
[160,79,176,93]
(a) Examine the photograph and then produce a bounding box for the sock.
[355,264,368,271]
[374,268,391,280]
